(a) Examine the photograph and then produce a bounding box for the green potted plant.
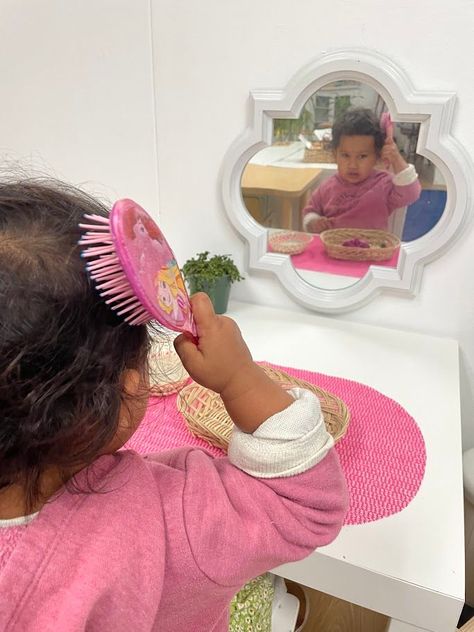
[182,251,244,314]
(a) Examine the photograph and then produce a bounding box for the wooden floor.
[285,582,474,631]
[286,581,389,632]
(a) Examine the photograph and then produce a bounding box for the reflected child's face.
[335,135,378,184]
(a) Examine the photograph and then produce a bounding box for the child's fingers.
[189,292,217,333]
[174,333,202,373]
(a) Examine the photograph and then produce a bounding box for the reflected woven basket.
[268,231,312,255]
[320,228,400,262]
[303,141,334,164]
[177,365,350,452]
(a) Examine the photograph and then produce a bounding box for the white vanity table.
[227,300,465,632]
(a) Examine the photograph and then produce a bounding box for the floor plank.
[286,581,389,632]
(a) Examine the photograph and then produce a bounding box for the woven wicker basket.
[320,228,400,262]
[303,141,334,164]
[177,365,350,452]
[268,231,312,255]
[149,340,189,396]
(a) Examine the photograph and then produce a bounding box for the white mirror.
[222,49,472,312]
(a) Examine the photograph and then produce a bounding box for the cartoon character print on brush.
[122,206,164,274]
[79,199,196,336]
[155,260,192,329]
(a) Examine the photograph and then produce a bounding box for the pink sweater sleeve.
[302,186,324,218]
[387,167,422,211]
[183,448,346,586]
[152,442,347,588]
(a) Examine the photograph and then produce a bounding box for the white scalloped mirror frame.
[221,48,473,313]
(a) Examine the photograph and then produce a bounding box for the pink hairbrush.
[79,199,197,337]
[380,112,394,141]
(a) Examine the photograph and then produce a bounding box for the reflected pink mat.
[126,362,426,525]
[289,235,399,278]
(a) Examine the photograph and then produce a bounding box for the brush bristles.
[79,213,153,325]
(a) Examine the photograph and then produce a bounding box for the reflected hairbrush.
[380,112,394,141]
[79,199,197,337]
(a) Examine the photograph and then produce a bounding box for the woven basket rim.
[269,231,312,255]
[149,345,189,397]
[150,377,190,396]
[320,228,400,243]
[177,365,350,452]
[269,230,312,241]
[320,228,399,262]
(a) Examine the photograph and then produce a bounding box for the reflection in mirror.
[240,80,447,290]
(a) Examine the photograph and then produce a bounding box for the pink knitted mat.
[125,362,426,525]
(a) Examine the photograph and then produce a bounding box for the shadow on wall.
[459,349,474,450]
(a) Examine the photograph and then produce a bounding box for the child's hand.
[174,293,254,395]
[174,293,293,432]
[381,138,408,174]
[307,217,333,233]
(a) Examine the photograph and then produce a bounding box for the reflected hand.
[381,138,408,174]
[307,217,333,233]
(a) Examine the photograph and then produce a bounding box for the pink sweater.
[302,166,422,231]
[0,392,347,631]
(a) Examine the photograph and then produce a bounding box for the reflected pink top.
[303,167,421,230]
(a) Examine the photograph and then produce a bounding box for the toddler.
[303,108,422,233]
[0,180,347,631]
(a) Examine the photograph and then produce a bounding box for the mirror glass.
[240,80,447,290]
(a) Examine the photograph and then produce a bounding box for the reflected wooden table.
[241,164,322,229]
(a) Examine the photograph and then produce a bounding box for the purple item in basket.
[342,238,370,248]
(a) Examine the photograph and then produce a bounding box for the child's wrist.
[220,362,261,402]
[221,364,294,433]
[391,156,409,173]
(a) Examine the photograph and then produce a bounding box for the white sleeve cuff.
[303,212,322,231]
[392,164,418,186]
[227,388,334,478]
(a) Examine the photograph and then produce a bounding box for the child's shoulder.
[37,449,202,529]
[317,173,340,193]
[321,173,339,186]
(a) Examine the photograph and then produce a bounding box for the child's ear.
[105,369,149,453]
[121,368,149,424]
[122,368,141,398]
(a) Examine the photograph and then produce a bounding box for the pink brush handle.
[381,112,394,141]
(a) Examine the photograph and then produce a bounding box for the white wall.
[0,0,158,211]
[151,0,474,448]
[1,1,473,449]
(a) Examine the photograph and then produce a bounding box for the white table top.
[226,300,464,631]
[294,267,359,289]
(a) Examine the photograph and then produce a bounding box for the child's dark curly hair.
[331,107,385,153]
[0,179,150,512]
